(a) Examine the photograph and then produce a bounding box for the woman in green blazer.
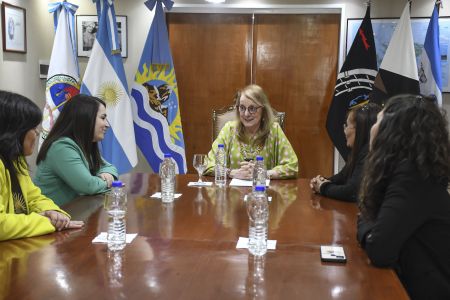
[35,94,118,206]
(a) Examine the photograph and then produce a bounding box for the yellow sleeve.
[0,160,69,241]
[0,210,56,241]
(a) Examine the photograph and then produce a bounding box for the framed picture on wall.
[76,15,127,58]
[346,17,450,92]
[1,2,27,53]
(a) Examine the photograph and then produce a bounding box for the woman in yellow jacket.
[0,90,83,241]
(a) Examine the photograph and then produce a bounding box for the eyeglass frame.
[236,104,263,115]
[343,122,355,130]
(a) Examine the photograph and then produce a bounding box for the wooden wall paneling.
[167,13,252,173]
[253,14,340,178]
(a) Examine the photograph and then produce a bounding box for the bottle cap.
[164,153,172,158]
[256,155,263,161]
[255,185,265,192]
[112,181,123,187]
[218,144,224,148]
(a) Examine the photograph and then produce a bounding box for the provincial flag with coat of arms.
[130,0,187,174]
[80,0,137,174]
[42,1,80,146]
[418,1,442,106]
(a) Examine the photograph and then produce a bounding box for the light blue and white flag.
[81,0,137,174]
[130,0,187,174]
[42,1,80,146]
[418,3,442,106]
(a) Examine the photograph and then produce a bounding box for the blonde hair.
[234,84,275,146]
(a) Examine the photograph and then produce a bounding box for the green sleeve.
[47,139,109,195]
[21,169,70,217]
[97,158,118,179]
[271,123,299,178]
[204,121,234,175]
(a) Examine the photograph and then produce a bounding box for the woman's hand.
[229,161,254,180]
[310,175,329,193]
[65,220,85,229]
[99,173,114,187]
[40,211,85,231]
[310,175,320,191]
[39,210,70,231]
[267,170,279,179]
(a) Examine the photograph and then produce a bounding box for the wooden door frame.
[169,4,347,174]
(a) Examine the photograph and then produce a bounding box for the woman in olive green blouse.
[205,85,298,179]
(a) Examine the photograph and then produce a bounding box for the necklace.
[239,140,263,161]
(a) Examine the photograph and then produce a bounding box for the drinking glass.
[193,154,208,183]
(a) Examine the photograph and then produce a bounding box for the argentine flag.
[418,4,442,106]
[81,0,137,174]
[42,1,80,146]
[130,0,187,174]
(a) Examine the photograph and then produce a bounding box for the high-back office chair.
[212,104,286,142]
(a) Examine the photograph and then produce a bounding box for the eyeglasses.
[237,104,262,115]
[343,123,355,130]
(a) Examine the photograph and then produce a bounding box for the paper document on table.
[92,232,137,244]
[229,178,270,187]
[150,192,182,199]
[236,237,276,249]
[188,182,213,187]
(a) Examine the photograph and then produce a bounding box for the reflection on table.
[0,174,408,299]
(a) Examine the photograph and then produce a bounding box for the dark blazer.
[357,161,450,299]
[319,147,368,202]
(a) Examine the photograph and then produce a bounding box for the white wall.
[1,0,448,172]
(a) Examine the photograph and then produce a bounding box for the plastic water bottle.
[106,181,127,251]
[252,155,267,191]
[246,185,269,256]
[160,153,176,203]
[215,144,227,187]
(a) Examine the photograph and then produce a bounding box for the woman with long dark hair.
[358,95,450,298]
[0,91,83,241]
[310,100,380,202]
[35,94,118,206]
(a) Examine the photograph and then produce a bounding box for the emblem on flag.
[42,1,80,144]
[130,0,187,174]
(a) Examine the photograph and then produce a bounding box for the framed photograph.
[76,15,127,58]
[347,17,450,92]
[1,2,26,53]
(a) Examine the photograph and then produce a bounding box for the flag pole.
[436,0,442,13]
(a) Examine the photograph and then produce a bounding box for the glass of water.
[193,154,208,183]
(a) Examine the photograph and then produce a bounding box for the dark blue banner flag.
[326,5,378,159]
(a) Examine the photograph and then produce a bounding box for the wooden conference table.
[0,174,408,299]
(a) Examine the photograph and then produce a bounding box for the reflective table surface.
[0,174,408,299]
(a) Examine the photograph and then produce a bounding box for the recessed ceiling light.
[205,0,225,3]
